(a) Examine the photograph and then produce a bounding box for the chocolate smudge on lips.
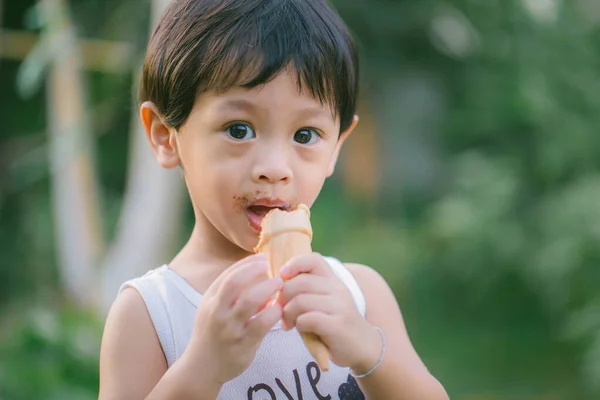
[233,190,265,212]
[233,191,299,212]
[234,192,301,233]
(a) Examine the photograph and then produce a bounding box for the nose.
[251,145,293,184]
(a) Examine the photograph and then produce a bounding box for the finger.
[279,252,333,280]
[282,294,333,331]
[232,277,283,322]
[245,303,283,342]
[255,293,273,315]
[278,274,331,306]
[210,253,267,290]
[217,258,270,307]
[295,311,332,338]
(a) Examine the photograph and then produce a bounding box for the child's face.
[173,69,356,252]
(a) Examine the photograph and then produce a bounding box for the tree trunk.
[98,0,185,314]
[43,0,185,313]
[45,0,104,309]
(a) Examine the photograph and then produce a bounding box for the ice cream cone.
[254,204,330,371]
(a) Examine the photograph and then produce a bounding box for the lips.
[245,199,290,232]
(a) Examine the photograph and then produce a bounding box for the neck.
[168,208,253,290]
[191,218,253,263]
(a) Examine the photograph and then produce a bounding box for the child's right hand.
[184,253,283,386]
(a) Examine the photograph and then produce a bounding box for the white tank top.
[119,256,367,400]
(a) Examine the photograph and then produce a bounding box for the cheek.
[294,153,331,201]
[179,138,234,197]
[296,144,336,175]
[196,159,240,201]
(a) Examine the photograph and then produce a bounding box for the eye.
[226,123,256,141]
[293,128,320,145]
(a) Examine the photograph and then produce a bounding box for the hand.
[185,253,283,386]
[278,253,382,372]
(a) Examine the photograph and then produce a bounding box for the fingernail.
[279,265,290,276]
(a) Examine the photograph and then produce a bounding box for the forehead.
[196,70,339,123]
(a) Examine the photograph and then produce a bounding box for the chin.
[227,229,261,255]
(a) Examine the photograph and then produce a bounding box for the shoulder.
[344,262,386,284]
[103,286,157,336]
[99,287,167,399]
[101,288,160,355]
[323,258,395,315]
[345,263,392,299]
[343,262,403,320]
[102,267,169,348]
[102,267,171,361]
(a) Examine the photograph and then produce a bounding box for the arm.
[98,288,222,400]
[278,253,449,400]
[346,263,449,400]
[99,253,282,400]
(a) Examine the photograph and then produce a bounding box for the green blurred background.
[2,0,600,399]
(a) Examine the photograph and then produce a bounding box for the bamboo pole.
[0,28,133,73]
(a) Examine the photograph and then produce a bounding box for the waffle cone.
[254,204,330,371]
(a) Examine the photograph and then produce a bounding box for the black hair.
[139,0,359,134]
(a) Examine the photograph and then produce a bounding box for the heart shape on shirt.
[338,374,365,400]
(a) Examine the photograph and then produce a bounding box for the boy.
[99,0,449,399]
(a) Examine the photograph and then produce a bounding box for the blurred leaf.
[23,3,44,30]
[0,306,102,400]
[15,34,53,99]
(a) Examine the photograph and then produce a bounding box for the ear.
[140,101,180,169]
[327,114,359,177]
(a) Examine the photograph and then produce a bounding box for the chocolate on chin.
[254,204,330,371]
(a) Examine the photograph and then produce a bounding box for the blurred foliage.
[2,0,600,399]
[0,306,101,400]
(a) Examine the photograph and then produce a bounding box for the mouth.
[245,199,291,232]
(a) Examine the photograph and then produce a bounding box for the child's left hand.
[278,253,382,371]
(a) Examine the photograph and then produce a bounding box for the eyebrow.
[296,104,331,119]
[214,98,332,120]
[214,99,258,114]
